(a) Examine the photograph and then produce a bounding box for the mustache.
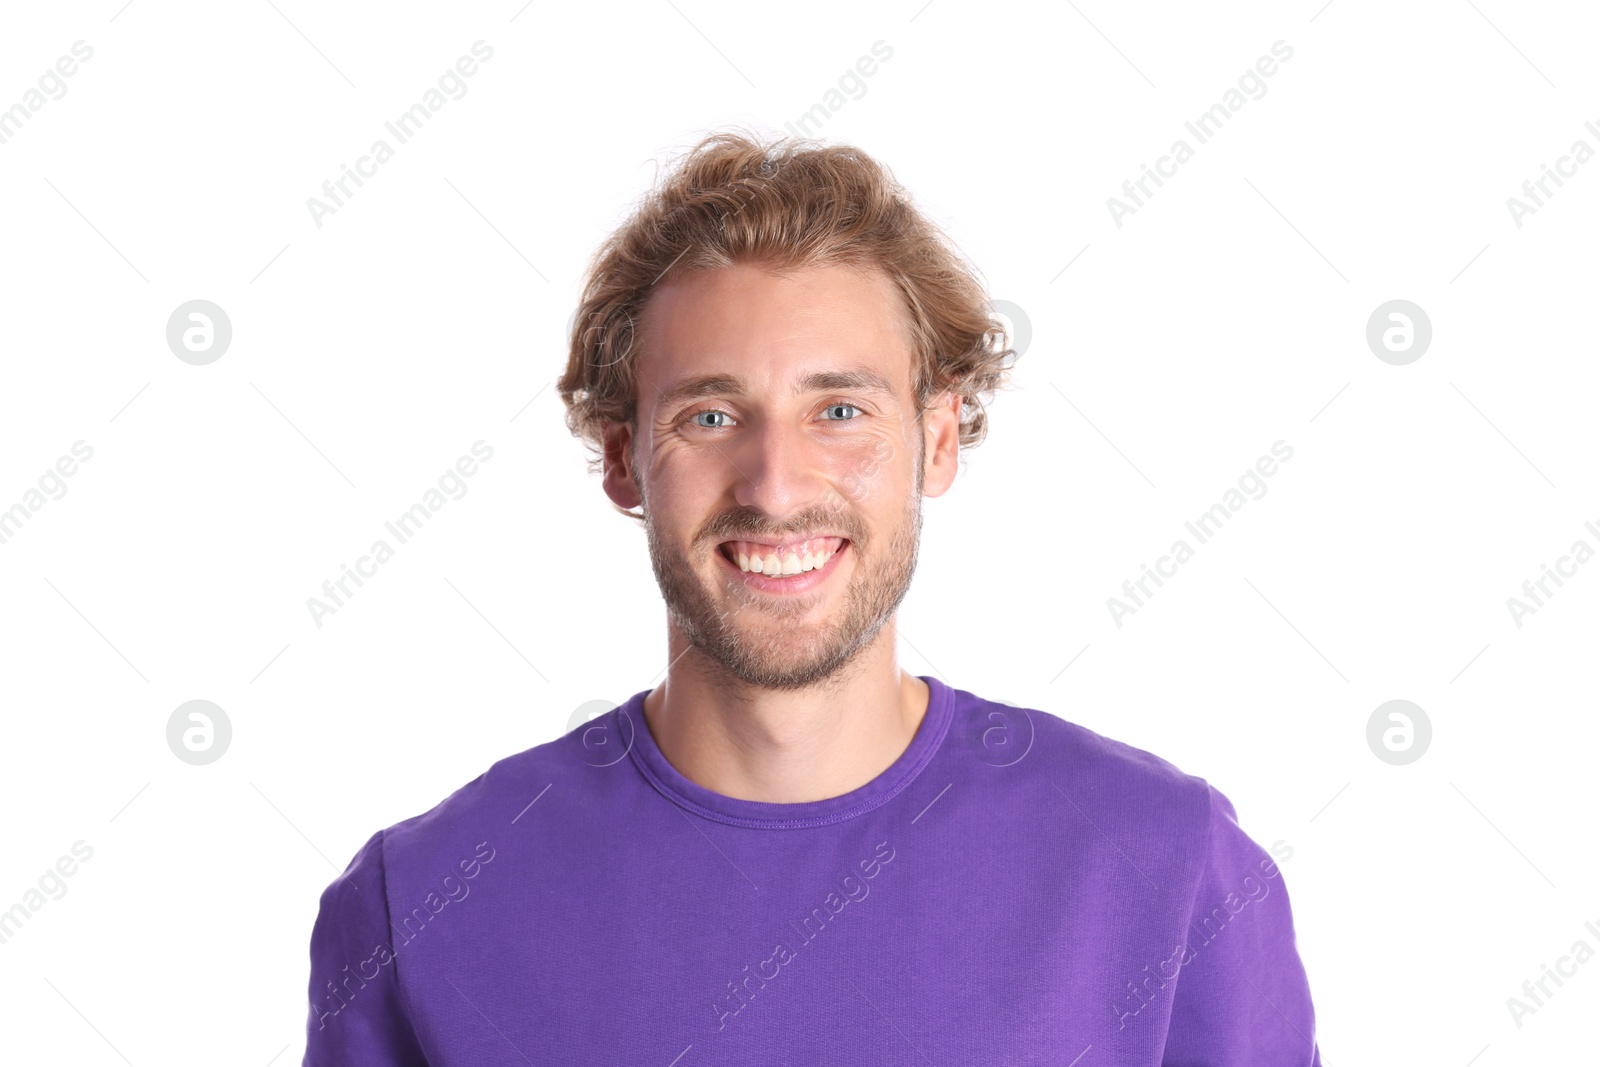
[700,507,862,545]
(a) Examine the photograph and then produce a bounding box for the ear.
[920,390,963,498]
[601,420,642,510]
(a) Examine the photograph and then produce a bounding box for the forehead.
[634,261,915,406]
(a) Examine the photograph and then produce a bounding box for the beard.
[639,444,925,692]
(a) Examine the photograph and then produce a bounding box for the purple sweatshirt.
[303,676,1321,1065]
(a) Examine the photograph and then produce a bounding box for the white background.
[2,1,1597,1063]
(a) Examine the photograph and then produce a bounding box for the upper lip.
[716,533,849,553]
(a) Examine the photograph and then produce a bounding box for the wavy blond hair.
[557,127,1016,519]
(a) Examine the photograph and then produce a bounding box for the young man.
[302,130,1322,1065]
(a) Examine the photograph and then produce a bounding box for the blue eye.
[823,404,861,420]
[692,410,731,428]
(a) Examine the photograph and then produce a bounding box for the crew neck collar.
[617,675,954,829]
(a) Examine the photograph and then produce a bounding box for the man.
[302,130,1322,1065]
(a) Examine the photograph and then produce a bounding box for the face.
[601,261,960,691]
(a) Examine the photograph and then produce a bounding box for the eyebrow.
[655,368,899,411]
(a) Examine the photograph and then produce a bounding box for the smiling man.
[613,259,952,806]
[301,131,1322,1066]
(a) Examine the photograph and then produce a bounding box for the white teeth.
[727,542,839,575]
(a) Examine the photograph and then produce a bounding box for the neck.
[639,617,930,803]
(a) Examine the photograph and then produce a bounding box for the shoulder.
[942,682,1224,871]
[946,683,1211,804]
[334,713,617,899]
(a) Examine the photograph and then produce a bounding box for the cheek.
[829,436,905,506]
[644,461,704,531]
[651,448,717,498]
[651,452,769,549]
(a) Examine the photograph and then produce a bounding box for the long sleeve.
[1161,786,1321,1065]
[302,829,431,1067]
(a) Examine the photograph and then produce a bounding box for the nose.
[729,416,830,518]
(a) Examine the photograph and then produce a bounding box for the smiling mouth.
[717,536,848,576]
